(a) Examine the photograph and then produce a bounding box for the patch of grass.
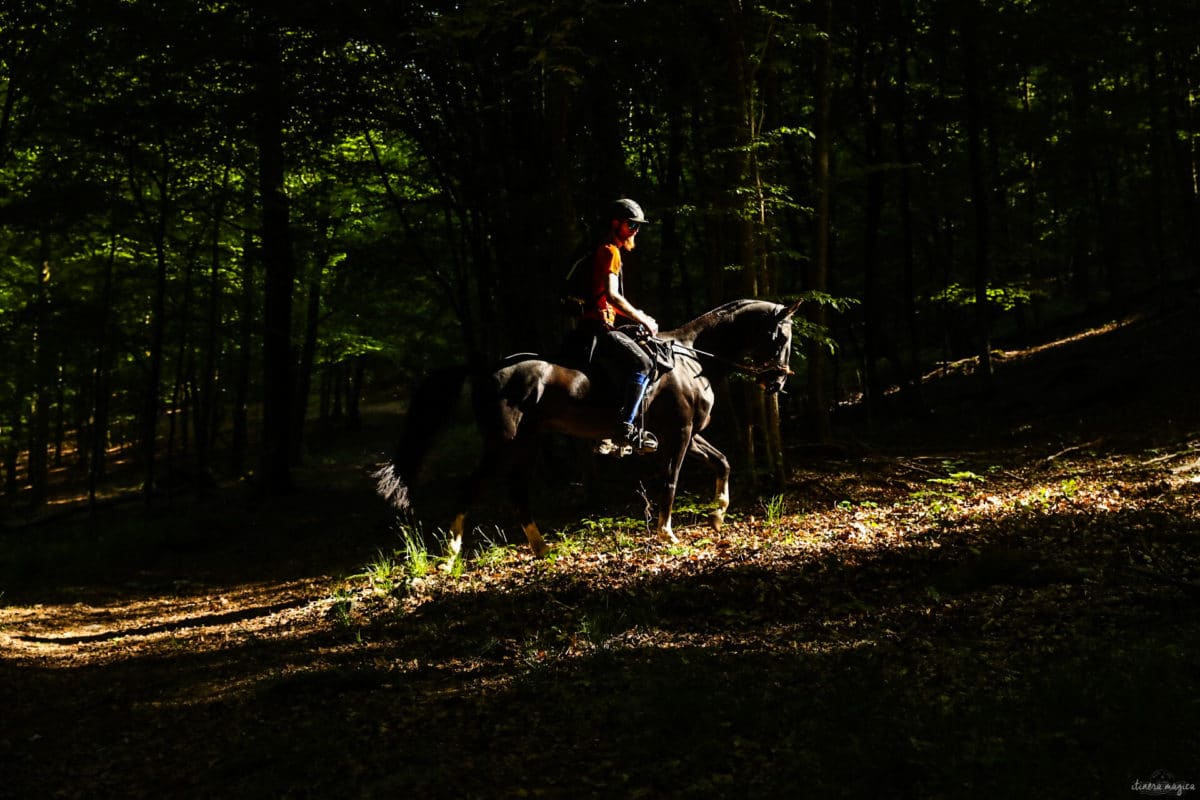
[352,524,449,596]
[329,587,355,629]
[399,526,434,579]
[664,540,698,557]
[763,493,787,525]
[576,609,630,648]
[544,529,588,564]
[907,462,992,520]
[671,494,724,525]
[472,528,513,568]
[573,515,643,552]
[360,550,403,596]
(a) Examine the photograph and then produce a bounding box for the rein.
[666,340,794,382]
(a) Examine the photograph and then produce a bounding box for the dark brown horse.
[374,298,800,562]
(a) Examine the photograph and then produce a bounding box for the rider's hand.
[642,314,658,336]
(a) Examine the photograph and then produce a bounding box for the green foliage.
[472,528,514,568]
[780,292,860,355]
[329,587,356,629]
[909,461,989,519]
[574,515,643,552]
[928,281,1052,313]
[353,525,445,597]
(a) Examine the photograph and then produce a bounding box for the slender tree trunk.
[961,3,993,388]
[331,363,345,420]
[807,0,835,443]
[1186,69,1200,285]
[89,233,118,507]
[129,163,173,504]
[293,276,320,465]
[255,23,296,494]
[196,164,230,488]
[1067,67,1094,304]
[861,72,885,419]
[347,357,365,432]
[52,365,65,466]
[726,1,786,480]
[28,252,51,505]
[166,249,198,498]
[546,67,579,316]
[230,225,254,478]
[4,415,21,497]
[893,1,924,412]
[1142,15,1168,299]
[662,106,691,321]
[1164,50,1199,282]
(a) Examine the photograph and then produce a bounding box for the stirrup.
[632,430,658,454]
[621,423,658,455]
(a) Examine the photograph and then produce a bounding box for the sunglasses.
[624,220,641,232]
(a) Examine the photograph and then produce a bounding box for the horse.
[374,298,800,563]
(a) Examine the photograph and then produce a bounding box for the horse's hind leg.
[688,433,731,530]
[444,442,505,568]
[508,440,550,557]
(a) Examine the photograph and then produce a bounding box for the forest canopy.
[1,0,1197,505]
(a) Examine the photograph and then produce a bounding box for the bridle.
[667,338,794,391]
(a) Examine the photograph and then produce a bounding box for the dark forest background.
[2,0,1198,509]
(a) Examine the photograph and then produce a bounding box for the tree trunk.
[893,1,924,412]
[230,225,255,478]
[255,23,296,494]
[861,72,885,420]
[293,276,321,465]
[806,0,835,444]
[347,357,365,432]
[89,233,118,507]
[3,414,21,497]
[166,249,198,498]
[28,254,51,505]
[128,159,173,504]
[196,165,230,489]
[961,2,993,389]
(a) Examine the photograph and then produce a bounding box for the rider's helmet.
[610,198,649,224]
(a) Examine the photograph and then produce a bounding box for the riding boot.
[616,374,657,453]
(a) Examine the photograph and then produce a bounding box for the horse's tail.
[374,364,472,510]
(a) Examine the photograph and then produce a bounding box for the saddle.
[559,325,675,382]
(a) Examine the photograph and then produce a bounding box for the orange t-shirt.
[583,243,623,328]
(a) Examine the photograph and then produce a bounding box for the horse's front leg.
[688,433,731,530]
[655,431,693,543]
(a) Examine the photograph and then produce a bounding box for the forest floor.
[3,300,1200,799]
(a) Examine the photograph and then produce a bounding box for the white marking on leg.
[711,475,730,530]
[440,513,466,572]
[657,510,677,543]
[523,522,551,557]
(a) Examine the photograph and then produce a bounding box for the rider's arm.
[606,271,658,335]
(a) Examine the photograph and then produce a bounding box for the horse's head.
[748,304,796,395]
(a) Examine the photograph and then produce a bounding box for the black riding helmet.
[610,198,649,224]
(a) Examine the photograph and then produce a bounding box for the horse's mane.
[665,298,781,341]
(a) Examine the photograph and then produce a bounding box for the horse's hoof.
[531,542,552,558]
[708,513,725,531]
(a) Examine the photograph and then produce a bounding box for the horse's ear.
[780,298,803,320]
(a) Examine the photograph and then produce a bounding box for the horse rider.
[580,198,659,452]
